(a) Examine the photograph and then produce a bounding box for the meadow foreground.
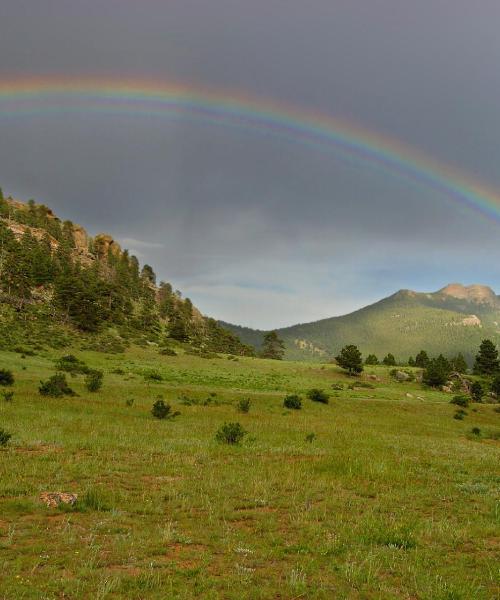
[0,348,498,599]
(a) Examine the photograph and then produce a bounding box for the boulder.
[395,371,410,382]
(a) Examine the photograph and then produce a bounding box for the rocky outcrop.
[94,234,122,261]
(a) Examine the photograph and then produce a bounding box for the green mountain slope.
[222,284,500,363]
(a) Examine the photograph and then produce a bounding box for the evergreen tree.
[415,350,430,368]
[336,344,363,375]
[473,339,500,376]
[450,352,468,374]
[408,356,415,367]
[260,331,285,360]
[365,354,379,365]
[470,381,484,403]
[423,355,451,387]
[382,353,396,366]
[490,374,500,398]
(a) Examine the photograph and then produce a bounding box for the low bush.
[450,395,469,408]
[215,422,246,445]
[471,427,481,436]
[237,398,251,413]
[125,398,134,407]
[470,381,484,403]
[39,373,75,397]
[305,432,316,443]
[453,409,467,420]
[144,369,163,382]
[159,347,177,356]
[307,388,330,404]
[0,428,12,447]
[151,398,180,420]
[84,370,103,392]
[283,394,302,409]
[1,390,14,402]
[55,354,89,375]
[0,369,14,386]
[331,383,344,390]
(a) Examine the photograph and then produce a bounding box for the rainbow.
[1,75,499,223]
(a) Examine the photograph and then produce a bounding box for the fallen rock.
[441,385,452,393]
[395,371,410,382]
[405,393,414,398]
[39,492,78,508]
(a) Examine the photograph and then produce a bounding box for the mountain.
[0,192,252,356]
[221,284,500,363]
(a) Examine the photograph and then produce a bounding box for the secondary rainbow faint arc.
[0,76,499,223]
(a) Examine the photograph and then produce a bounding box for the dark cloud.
[1,1,499,327]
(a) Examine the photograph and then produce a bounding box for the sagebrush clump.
[0,369,14,386]
[215,422,246,445]
[237,398,251,413]
[307,388,330,404]
[0,428,12,447]
[85,370,103,392]
[151,398,179,420]
[39,373,75,397]
[283,394,302,409]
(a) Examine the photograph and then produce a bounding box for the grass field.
[0,347,499,599]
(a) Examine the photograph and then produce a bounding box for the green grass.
[0,347,499,599]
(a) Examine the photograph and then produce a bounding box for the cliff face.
[1,197,123,267]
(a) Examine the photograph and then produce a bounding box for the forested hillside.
[0,191,252,356]
[223,285,500,363]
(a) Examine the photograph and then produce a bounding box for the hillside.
[222,284,500,362]
[0,192,252,356]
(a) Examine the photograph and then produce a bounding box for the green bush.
[471,427,481,436]
[237,398,251,413]
[55,354,89,375]
[331,383,344,390]
[0,369,14,386]
[84,370,103,392]
[159,347,177,356]
[453,409,467,420]
[144,369,163,382]
[151,398,179,420]
[305,432,316,443]
[0,428,12,447]
[283,394,302,409]
[215,422,246,445]
[450,395,469,408]
[39,373,75,397]
[125,398,134,407]
[307,388,330,404]
[1,390,14,402]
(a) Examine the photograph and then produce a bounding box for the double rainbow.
[0,76,498,223]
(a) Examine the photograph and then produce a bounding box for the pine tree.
[415,350,430,368]
[260,331,285,360]
[450,352,467,374]
[473,339,499,376]
[382,353,396,366]
[336,344,363,375]
[365,354,379,365]
[423,355,451,387]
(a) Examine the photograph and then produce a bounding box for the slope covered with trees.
[222,285,500,363]
[0,191,252,356]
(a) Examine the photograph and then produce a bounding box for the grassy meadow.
[0,347,499,599]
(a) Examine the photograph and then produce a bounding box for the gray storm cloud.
[1,0,500,327]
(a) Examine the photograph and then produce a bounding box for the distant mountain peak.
[437,283,496,304]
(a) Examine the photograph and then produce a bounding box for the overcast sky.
[1,0,500,328]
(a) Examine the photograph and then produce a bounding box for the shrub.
[307,388,330,404]
[450,395,469,408]
[336,344,363,375]
[237,398,251,413]
[144,369,163,382]
[1,390,14,402]
[0,428,12,447]
[471,381,484,403]
[55,354,89,375]
[305,432,316,443]
[125,398,134,407]
[151,398,179,420]
[0,369,14,386]
[453,409,467,420]
[283,394,302,409]
[331,383,344,390]
[84,370,103,392]
[159,347,177,356]
[471,427,481,436]
[215,422,246,445]
[39,373,75,397]
[349,381,375,389]
[423,355,451,387]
